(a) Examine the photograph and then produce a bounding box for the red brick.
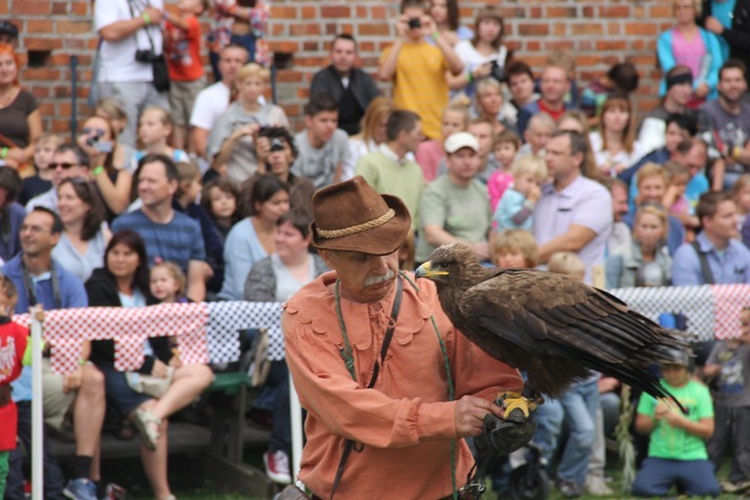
[371,6,387,20]
[599,6,630,17]
[11,2,52,15]
[546,6,576,18]
[321,6,350,18]
[359,24,390,36]
[571,24,603,36]
[597,40,627,51]
[289,23,321,36]
[23,37,62,50]
[26,20,53,33]
[270,6,297,19]
[650,5,673,18]
[56,20,92,34]
[518,24,549,36]
[625,23,658,36]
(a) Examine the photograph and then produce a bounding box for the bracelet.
[92,165,105,176]
[142,12,152,25]
[0,147,7,159]
[431,31,440,41]
[78,358,87,367]
[467,72,474,84]
[733,146,742,161]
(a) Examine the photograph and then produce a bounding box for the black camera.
[408,17,421,29]
[270,138,285,152]
[490,60,504,82]
[135,49,159,63]
[86,130,113,153]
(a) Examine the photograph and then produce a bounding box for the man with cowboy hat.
[282,176,530,498]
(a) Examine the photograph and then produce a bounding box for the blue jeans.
[556,378,599,486]
[5,401,66,500]
[532,396,564,467]
[267,360,291,454]
[631,457,720,497]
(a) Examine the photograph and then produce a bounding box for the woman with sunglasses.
[52,178,112,282]
[76,114,133,215]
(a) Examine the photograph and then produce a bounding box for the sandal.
[132,408,161,451]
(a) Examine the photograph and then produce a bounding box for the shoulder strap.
[692,240,715,285]
[330,276,403,499]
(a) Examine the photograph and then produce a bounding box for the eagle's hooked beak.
[415,261,449,280]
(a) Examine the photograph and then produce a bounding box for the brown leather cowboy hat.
[310,176,411,255]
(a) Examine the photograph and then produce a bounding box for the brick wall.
[6,0,674,135]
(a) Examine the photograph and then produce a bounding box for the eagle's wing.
[458,269,673,372]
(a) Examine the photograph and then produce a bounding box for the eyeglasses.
[49,163,81,170]
[82,127,106,136]
[20,224,52,234]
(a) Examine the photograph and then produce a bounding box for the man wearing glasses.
[25,144,90,213]
[3,208,104,499]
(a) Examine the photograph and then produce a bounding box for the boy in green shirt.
[631,347,721,497]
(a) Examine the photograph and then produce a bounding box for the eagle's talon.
[497,391,537,421]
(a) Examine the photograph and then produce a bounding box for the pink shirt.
[282,272,523,499]
[415,139,444,183]
[488,170,515,212]
[671,28,707,83]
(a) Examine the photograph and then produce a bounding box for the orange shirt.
[282,271,523,499]
[164,15,204,81]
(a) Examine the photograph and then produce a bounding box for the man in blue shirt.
[112,153,208,300]
[673,191,750,285]
[4,207,103,500]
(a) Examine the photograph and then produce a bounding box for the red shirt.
[164,15,204,81]
[538,100,566,122]
[0,321,28,451]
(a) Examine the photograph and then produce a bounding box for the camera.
[408,17,421,29]
[270,138,285,152]
[135,49,159,63]
[489,60,504,82]
[86,130,113,153]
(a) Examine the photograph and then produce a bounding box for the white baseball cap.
[444,132,479,154]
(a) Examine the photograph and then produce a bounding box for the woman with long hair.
[342,97,396,180]
[449,6,509,98]
[52,179,111,282]
[0,43,42,172]
[86,230,214,500]
[589,95,647,178]
[76,114,134,215]
[427,0,472,46]
[219,175,290,300]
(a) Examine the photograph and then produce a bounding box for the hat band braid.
[316,209,395,239]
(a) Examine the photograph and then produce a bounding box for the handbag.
[150,54,170,92]
[125,366,174,398]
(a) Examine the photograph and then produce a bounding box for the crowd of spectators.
[0,0,749,498]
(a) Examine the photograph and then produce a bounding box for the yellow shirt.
[381,41,449,140]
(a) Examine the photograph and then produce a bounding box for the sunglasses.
[82,127,106,136]
[49,162,81,170]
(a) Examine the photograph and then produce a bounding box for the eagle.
[415,242,687,419]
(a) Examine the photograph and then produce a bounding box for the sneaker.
[263,450,292,484]
[63,478,97,500]
[556,478,582,498]
[584,475,614,496]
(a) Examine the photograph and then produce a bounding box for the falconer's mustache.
[364,269,395,286]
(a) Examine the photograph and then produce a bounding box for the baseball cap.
[444,132,479,154]
[0,21,18,40]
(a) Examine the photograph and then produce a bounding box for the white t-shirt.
[189,82,230,130]
[588,131,648,178]
[95,0,164,83]
[453,41,508,97]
